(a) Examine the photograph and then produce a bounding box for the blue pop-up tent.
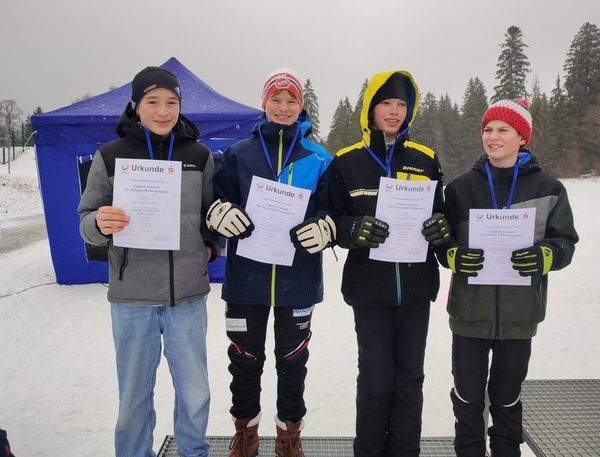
[32,57,260,284]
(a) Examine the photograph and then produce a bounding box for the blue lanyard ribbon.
[485,161,519,209]
[142,127,175,161]
[258,124,300,182]
[365,140,397,177]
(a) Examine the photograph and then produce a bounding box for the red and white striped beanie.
[481,98,533,145]
[261,68,303,111]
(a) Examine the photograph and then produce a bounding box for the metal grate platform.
[521,379,600,457]
[158,435,462,456]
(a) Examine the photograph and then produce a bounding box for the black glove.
[421,213,452,246]
[206,199,255,239]
[290,215,336,255]
[447,245,485,276]
[511,244,554,277]
[350,216,390,248]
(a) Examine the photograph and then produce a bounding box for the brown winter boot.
[229,412,261,457]
[275,415,305,457]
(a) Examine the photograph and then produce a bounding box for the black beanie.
[131,66,181,111]
[369,72,409,112]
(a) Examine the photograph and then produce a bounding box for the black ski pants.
[352,301,431,457]
[225,303,313,423]
[451,334,532,457]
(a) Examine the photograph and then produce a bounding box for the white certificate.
[112,158,181,250]
[236,176,310,266]
[370,177,437,263]
[468,208,536,286]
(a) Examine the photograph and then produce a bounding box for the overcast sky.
[2,0,599,137]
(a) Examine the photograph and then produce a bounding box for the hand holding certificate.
[369,177,437,263]
[468,208,536,286]
[112,158,182,250]
[236,176,310,266]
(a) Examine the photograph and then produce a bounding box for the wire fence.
[1,124,34,165]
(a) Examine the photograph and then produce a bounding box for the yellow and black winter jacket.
[328,71,444,307]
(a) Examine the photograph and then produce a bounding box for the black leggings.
[225,303,313,422]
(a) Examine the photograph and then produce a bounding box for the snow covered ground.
[1,148,598,456]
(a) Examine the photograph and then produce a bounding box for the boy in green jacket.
[428,98,578,456]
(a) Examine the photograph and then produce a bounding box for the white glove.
[290,215,336,254]
[206,199,255,239]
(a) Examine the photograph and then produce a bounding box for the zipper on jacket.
[395,262,402,305]
[494,285,500,338]
[169,251,175,307]
[287,162,294,184]
[118,248,129,281]
[270,129,285,308]
[394,168,408,305]
[278,129,284,171]
[270,265,277,308]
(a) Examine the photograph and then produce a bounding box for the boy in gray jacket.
[78,66,219,457]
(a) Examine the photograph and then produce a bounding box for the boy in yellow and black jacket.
[328,70,445,457]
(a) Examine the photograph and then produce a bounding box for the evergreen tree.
[436,95,463,181]
[23,107,43,148]
[326,97,354,154]
[562,22,600,174]
[460,78,489,166]
[302,78,321,141]
[410,92,440,156]
[349,79,369,145]
[547,74,569,174]
[563,22,600,104]
[22,115,33,147]
[578,94,600,175]
[529,90,557,172]
[491,26,531,103]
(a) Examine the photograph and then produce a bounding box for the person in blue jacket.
[206,68,334,457]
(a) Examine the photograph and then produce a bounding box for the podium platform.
[158,435,462,456]
[521,378,600,456]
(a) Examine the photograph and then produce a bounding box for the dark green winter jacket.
[440,152,578,339]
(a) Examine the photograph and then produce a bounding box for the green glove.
[511,244,554,276]
[447,246,485,276]
[350,216,390,248]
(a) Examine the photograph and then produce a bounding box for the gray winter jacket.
[78,104,219,306]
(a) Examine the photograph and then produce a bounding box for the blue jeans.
[111,298,210,457]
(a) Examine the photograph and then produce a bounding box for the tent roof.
[33,57,260,125]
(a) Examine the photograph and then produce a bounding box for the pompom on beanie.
[482,98,533,145]
[261,68,303,111]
